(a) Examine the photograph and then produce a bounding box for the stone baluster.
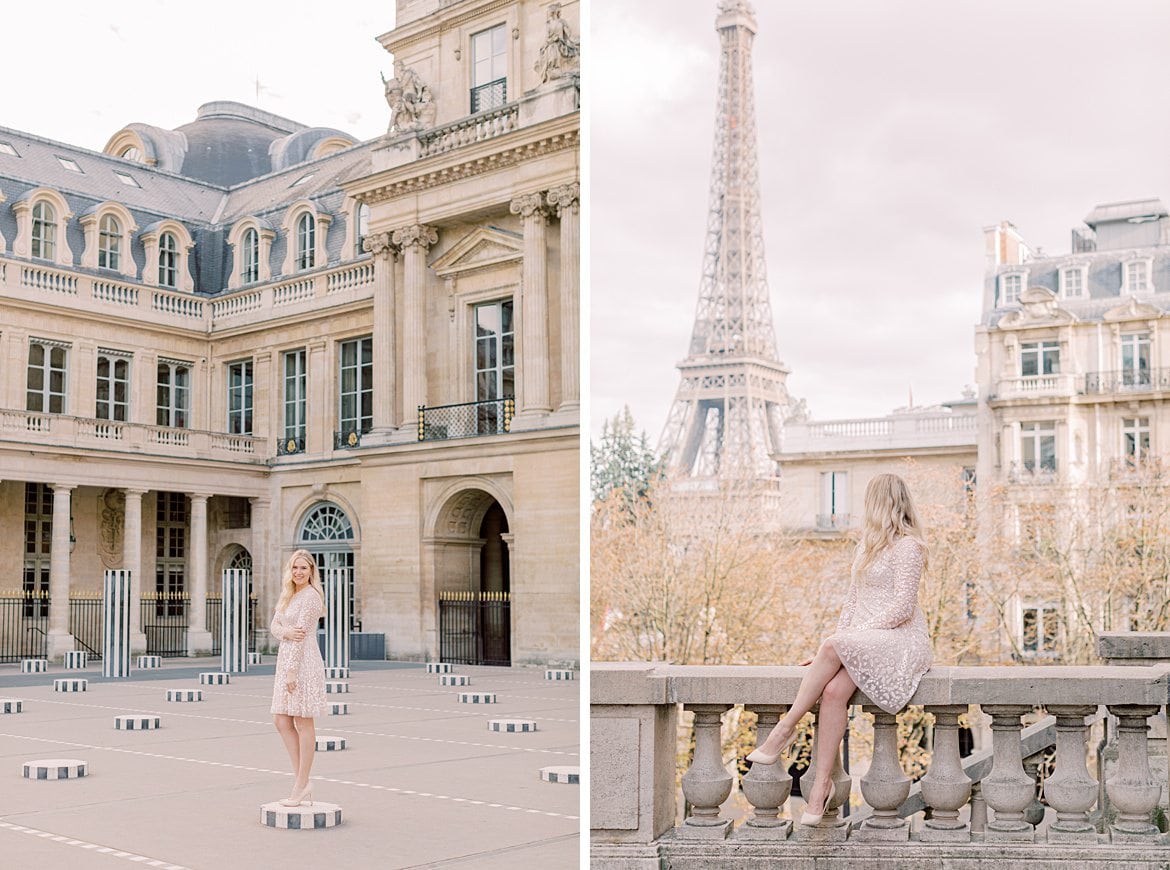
[1021,754,1046,826]
[919,705,972,842]
[795,711,850,842]
[1105,704,1163,843]
[980,705,1036,841]
[679,704,733,838]
[969,781,987,833]
[1043,705,1098,843]
[738,705,792,839]
[856,706,911,841]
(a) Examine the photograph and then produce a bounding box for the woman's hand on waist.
[284,627,307,643]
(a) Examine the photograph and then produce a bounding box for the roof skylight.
[291,173,314,187]
[114,171,140,188]
[56,156,83,173]
[0,142,18,157]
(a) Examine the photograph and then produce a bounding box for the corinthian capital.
[510,192,550,221]
[362,231,398,259]
[546,183,580,216]
[390,224,439,250]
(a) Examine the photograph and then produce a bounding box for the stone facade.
[0,0,580,667]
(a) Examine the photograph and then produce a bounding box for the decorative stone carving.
[535,3,580,84]
[98,488,125,569]
[998,286,1077,328]
[391,224,439,251]
[510,192,549,222]
[546,182,579,216]
[383,59,435,134]
[362,231,398,260]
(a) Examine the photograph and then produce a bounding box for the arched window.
[298,502,357,629]
[228,547,253,573]
[296,212,315,271]
[299,503,353,543]
[158,231,178,287]
[98,215,122,270]
[355,203,369,257]
[31,202,56,260]
[119,146,142,162]
[242,228,259,284]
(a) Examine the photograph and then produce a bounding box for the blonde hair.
[852,473,928,578]
[276,549,325,613]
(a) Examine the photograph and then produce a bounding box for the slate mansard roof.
[0,101,372,296]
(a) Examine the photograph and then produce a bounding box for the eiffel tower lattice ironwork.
[659,0,790,481]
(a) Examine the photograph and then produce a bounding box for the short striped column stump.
[137,655,162,669]
[458,692,496,704]
[20,659,47,674]
[199,672,230,685]
[425,663,453,674]
[166,689,202,702]
[545,669,576,681]
[324,682,349,694]
[22,759,88,780]
[115,715,161,731]
[64,651,88,670]
[439,674,471,686]
[53,678,87,693]
[489,719,537,733]
[326,702,348,716]
[540,765,580,784]
[324,667,349,680]
[259,801,342,830]
[315,736,346,752]
[1,699,24,715]
[248,652,263,665]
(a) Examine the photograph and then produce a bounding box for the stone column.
[186,493,213,654]
[919,705,972,842]
[857,706,912,841]
[46,483,76,660]
[1106,704,1163,843]
[547,183,579,414]
[1044,705,1098,843]
[981,705,1036,841]
[124,489,147,653]
[510,192,551,427]
[391,224,438,439]
[306,340,328,454]
[738,705,792,840]
[679,704,733,838]
[364,231,399,440]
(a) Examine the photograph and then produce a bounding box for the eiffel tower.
[659,0,791,483]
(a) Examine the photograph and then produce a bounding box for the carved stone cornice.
[362,231,400,260]
[391,224,439,251]
[547,182,580,216]
[510,192,550,222]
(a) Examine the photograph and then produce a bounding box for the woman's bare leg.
[756,639,845,755]
[805,668,856,814]
[273,714,299,774]
[293,716,316,790]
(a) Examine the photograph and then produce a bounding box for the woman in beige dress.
[747,473,932,825]
[270,549,327,807]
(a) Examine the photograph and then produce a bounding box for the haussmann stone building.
[0,0,580,669]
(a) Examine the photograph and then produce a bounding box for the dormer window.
[355,203,369,257]
[296,213,316,271]
[98,215,122,271]
[471,24,507,112]
[1060,265,1085,298]
[158,232,179,287]
[242,228,259,284]
[1123,257,1154,294]
[999,271,1024,306]
[31,202,56,260]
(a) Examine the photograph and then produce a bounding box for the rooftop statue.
[382,59,434,134]
[536,3,580,84]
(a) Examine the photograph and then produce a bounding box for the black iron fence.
[68,595,104,660]
[418,397,515,442]
[141,593,189,657]
[0,591,48,662]
[206,596,260,655]
[439,590,511,666]
[470,78,506,113]
[1084,367,1170,394]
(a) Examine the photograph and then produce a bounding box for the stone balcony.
[993,373,1080,401]
[780,411,977,457]
[591,661,1170,869]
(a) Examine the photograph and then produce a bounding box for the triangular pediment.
[999,286,1077,328]
[431,227,522,277]
[1103,295,1161,322]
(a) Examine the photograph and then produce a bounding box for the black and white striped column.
[324,568,350,672]
[64,651,87,669]
[221,569,250,674]
[102,570,132,678]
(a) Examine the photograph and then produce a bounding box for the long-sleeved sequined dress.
[269,586,326,717]
[829,535,932,714]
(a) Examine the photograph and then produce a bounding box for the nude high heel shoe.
[800,778,830,826]
[745,726,797,766]
[281,781,313,807]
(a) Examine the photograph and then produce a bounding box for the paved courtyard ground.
[0,658,580,869]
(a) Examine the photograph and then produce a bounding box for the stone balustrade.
[0,254,375,334]
[591,662,1170,869]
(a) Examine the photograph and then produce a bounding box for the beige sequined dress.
[830,535,932,714]
[269,586,326,717]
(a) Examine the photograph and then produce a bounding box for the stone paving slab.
[0,659,580,869]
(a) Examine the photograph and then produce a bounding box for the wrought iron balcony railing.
[277,435,306,456]
[470,78,506,113]
[333,429,363,450]
[1084,367,1170,394]
[1008,460,1058,483]
[418,397,514,442]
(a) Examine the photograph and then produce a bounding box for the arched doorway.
[432,487,511,666]
[297,502,358,629]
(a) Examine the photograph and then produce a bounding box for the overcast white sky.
[2,1,393,151]
[591,0,1170,442]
